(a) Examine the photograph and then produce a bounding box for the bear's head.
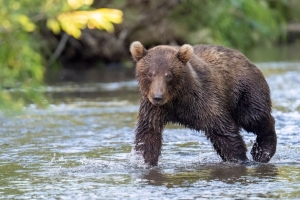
[130,41,194,106]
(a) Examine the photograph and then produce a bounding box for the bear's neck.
[169,58,218,127]
[182,58,214,101]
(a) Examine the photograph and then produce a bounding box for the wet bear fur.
[130,41,277,166]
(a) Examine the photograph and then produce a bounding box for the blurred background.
[1,0,300,110]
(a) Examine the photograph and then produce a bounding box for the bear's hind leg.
[248,115,277,163]
[237,101,277,162]
[236,82,277,163]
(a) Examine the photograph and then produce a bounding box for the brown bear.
[130,41,277,166]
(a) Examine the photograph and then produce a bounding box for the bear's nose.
[153,94,163,102]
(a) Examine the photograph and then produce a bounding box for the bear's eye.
[148,72,153,79]
[165,73,173,81]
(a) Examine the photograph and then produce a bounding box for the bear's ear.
[130,41,148,62]
[176,44,193,63]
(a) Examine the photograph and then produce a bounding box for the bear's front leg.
[134,119,163,166]
[208,123,248,163]
[134,99,165,166]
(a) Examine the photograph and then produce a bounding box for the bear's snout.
[147,75,169,106]
[148,91,168,106]
[152,93,164,106]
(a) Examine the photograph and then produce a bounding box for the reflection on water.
[0,60,300,199]
[141,163,278,187]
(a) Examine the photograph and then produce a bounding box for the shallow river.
[1,61,300,199]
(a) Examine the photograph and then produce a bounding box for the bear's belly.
[168,110,207,132]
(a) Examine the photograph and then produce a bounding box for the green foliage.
[0,0,123,112]
[171,0,285,49]
[0,0,47,112]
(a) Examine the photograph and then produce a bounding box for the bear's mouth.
[151,99,164,106]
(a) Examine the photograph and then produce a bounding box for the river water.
[1,51,300,199]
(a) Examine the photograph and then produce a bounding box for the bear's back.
[192,44,265,85]
[193,44,251,69]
